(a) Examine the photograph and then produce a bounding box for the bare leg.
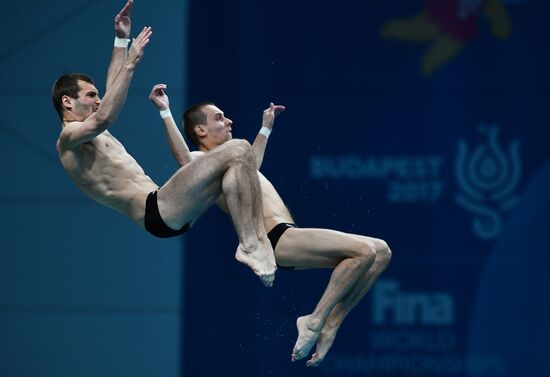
[307,239,392,367]
[222,152,276,286]
[157,139,276,286]
[272,228,376,362]
[292,256,374,362]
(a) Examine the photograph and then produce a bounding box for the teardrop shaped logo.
[455,124,521,239]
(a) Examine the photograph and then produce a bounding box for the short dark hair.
[182,102,215,147]
[51,73,95,120]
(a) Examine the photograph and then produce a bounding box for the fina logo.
[455,124,521,240]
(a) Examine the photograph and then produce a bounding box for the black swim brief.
[145,190,190,238]
[267,222,296,270]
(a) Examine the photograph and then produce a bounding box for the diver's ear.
[195,124,206,137]
[61,95,74,111]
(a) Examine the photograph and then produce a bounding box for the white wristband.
[160,108,172,119]
[114,37,130,48]
[259,127,271,138]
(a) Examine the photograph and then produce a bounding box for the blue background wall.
[183,0,549,377]
[1,1,187,376]
[1,0,548,377]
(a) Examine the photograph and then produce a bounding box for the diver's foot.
[306,326,339,367]
[291,315,321,362]
[235,243,276,287]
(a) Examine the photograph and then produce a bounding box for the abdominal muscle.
[60,132,158,224]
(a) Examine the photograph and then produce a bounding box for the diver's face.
[70,80,101,119]
[201,104,233,146]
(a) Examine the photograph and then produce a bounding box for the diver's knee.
[225,139,254,164]
[353,241,376,269]
[375,239,392,267]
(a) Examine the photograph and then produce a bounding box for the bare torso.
[257,171,294,232]
[57,130,158,226]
